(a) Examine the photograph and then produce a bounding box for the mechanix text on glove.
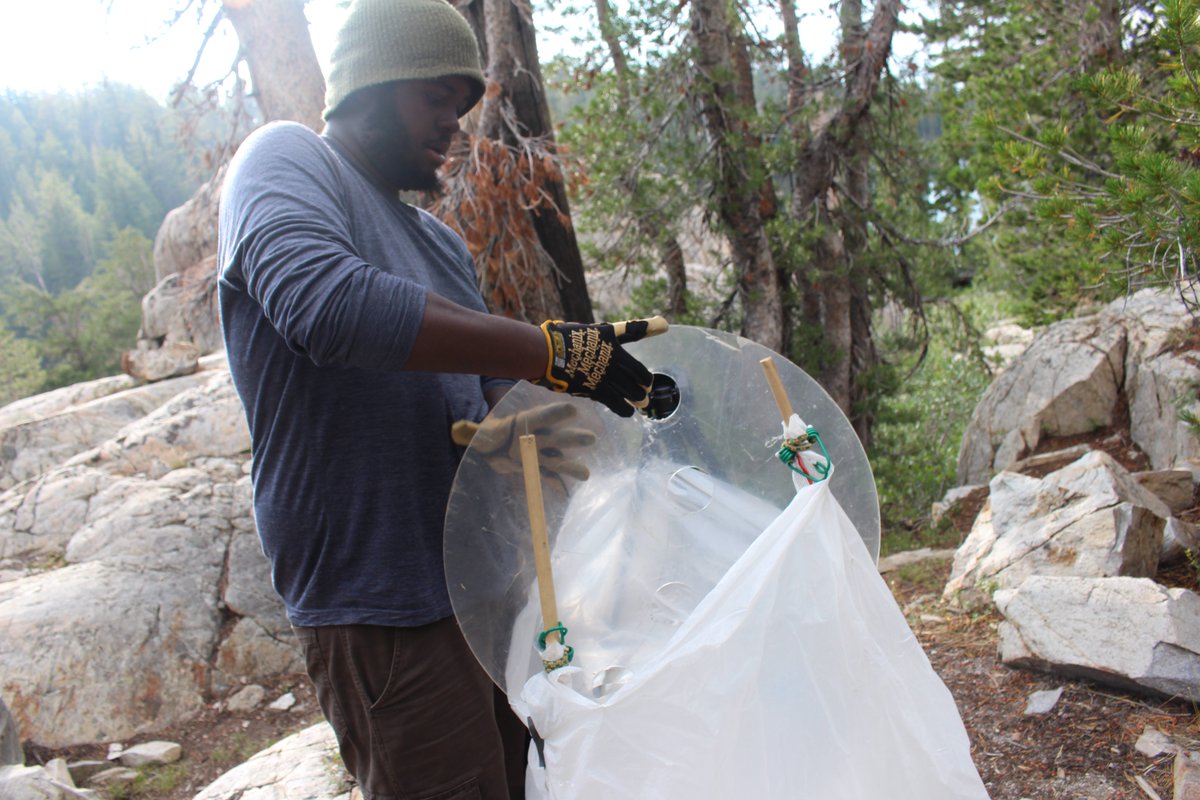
[534,317,668,417]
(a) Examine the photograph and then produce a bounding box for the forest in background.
[0,0,1198,549]
[539,0,1199,546]
[0,82,226,397]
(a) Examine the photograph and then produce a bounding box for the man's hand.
[533,317,668,417]
[451,402,596,481]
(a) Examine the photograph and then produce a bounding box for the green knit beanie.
[323,0,486,120]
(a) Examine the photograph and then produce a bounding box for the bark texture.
[781,0,899,428]
[690,0,784,351]
[455,0,594,323]
[222,0,325,132]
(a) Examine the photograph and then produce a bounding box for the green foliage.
[547,0,1200,560]
[0,85,210,402]
[1177,378,1200,440]
[1065,4,1200,303]
[94,149,165,236]
[870,302,993,551]
[0,84,196,220]
[105,762,189,800]
[209,730,272,768]
[557,0,961,364]
[941,0,1200,312]
[0,327,45,405]
[29,550,68,573]
[622,277,709,325]
[890,557,953,595]
[921,0,1142,320]
[550,0,1194,555]
[553,41,703,318]
[1186,548,1200,587]
[0,85,198,291]
[32,170,96,293]
[1,228,154,392]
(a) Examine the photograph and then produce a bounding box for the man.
[216,1,662,797]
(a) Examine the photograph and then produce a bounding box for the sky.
[0,1,922,102]
[0,0,349,102]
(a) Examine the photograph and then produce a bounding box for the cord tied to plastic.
[538,623,574,672]
[778,425,831,484]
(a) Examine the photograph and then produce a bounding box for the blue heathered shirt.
[217,121,507,627]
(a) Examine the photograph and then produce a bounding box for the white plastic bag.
[513,477,990,799]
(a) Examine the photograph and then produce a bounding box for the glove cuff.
[537,320,569,392]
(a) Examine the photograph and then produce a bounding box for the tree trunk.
[811,0,868,422]
[839,0,876,439]
[814,204,853,413]
[780,0,897,428]
[843,130,876,445]
[156,0,326,285]
[221,0,325,132]
[661,235,688,318]
[458,0,594,323]
[690,0,783,351]
[779,0,807,115]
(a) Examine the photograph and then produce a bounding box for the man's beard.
[361,101,441,192]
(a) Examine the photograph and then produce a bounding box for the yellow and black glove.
[533,317,668,417]
[451,402,596,482]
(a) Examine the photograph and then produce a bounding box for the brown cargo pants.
[294,617,528,800]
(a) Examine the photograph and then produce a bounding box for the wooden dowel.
[520,434,561,646]
[760,357,794,423]
[612,315,669,338]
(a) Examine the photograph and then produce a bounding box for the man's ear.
[329,83,392,122]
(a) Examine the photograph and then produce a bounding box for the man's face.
[360,76,475,192]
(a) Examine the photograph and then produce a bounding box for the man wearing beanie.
[217,1,665,798]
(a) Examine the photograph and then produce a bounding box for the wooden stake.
[760,356,794,422]
[612,315,669,338]
[520,434,561,646]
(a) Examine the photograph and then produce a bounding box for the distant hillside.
[0,84,231,399]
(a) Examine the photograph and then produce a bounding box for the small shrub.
[106,762,188,800]
[871,303,992,555]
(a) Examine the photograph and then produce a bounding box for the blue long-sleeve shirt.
[218,121,506,627]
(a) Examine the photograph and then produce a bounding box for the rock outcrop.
[137,254,222,356]
[996,576,1200,701]
[945,450,1172,595]
[125,165,225,378]
[152,166,224,285]
[0,373,211,491]
[945,289,1200,703]
[957,291,1198,486]
[192,723,354,800]
[0,362,299,749]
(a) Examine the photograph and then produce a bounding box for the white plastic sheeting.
[444,327,986,798]
[502,459,781,701]
[515,474,989,799]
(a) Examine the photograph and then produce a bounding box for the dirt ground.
[21,551,1199,800]
[22,674,325,799]
[889,557,1200,800]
